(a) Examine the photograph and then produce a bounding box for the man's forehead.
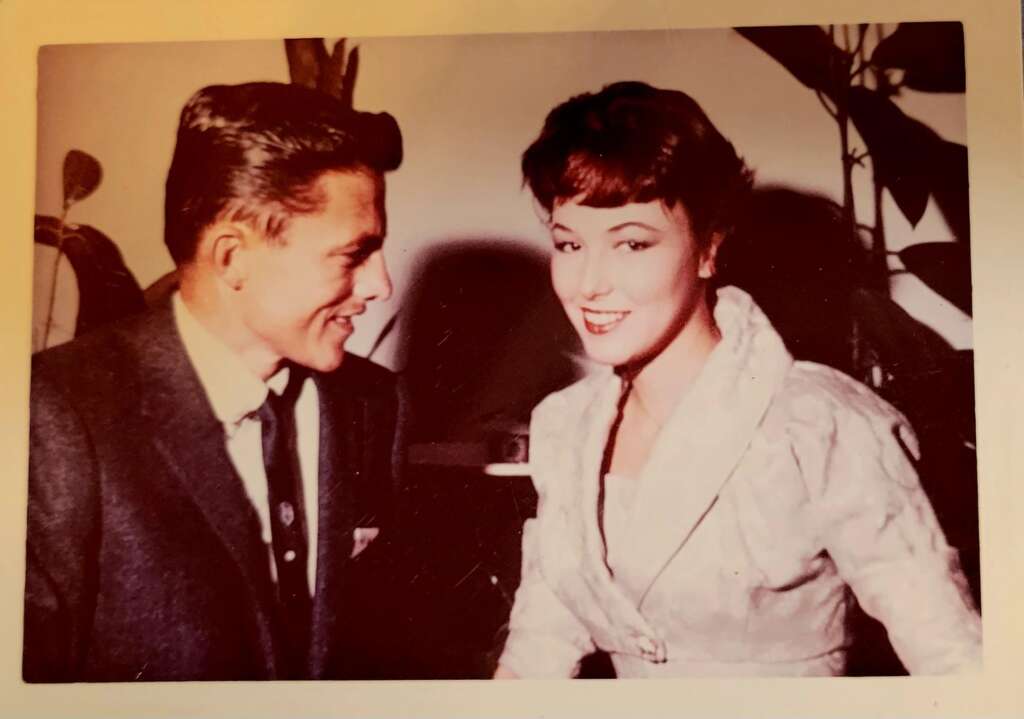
[317,168,384,205]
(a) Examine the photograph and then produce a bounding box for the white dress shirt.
[173,292,320,591]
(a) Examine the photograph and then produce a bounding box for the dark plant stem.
[867,24,893,295]
[836,24,875,383]
[835,60,858,266]
[869,169,889,292]
[41,208,70,349]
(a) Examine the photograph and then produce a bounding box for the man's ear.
[698,231,725,280]
[203,223,249,291]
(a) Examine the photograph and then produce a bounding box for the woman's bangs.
[559,151,659,208]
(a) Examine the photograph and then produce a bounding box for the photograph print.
[25,22,981,681]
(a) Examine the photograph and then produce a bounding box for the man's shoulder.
[32,305,173,397]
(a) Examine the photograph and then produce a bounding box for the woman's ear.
[698,232,725,279]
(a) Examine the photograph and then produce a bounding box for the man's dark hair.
[164,82,403,265]
[522,81,753,247]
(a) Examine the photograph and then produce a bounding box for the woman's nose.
[579,249,612,300]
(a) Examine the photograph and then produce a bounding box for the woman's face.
[548,198,716,368]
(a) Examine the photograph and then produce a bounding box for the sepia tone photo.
[25,23,983,685]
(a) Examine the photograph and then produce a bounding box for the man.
[24,82,406,681]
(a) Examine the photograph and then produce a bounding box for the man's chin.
[297,348,346,374]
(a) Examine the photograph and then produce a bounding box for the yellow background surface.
[1,1,1021,717]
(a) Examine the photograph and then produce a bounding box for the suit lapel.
[545,372,668,657]
[135,305,278,668]
[576,373,622,576]
[308,370,360,677]
[617,290,794,606]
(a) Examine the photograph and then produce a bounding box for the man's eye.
[338,248,373,266]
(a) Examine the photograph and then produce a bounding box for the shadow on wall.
[718,186,866,375]
[395,238,582,446]
[390,238,582,678]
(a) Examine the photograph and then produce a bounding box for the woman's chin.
[580,339,640,368]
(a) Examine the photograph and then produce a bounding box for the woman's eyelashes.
[551,237,654,253]
[616,238,654,252]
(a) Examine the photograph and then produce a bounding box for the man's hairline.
[175,164,387,269]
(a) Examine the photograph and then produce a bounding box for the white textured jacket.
[499,287,981,677]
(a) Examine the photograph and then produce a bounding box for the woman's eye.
[619,239,652,252]
[553,240,581,253]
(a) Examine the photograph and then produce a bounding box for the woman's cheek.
[615,254,663,304]
[550,256,579,305]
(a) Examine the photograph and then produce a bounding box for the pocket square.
[351,527,380,558]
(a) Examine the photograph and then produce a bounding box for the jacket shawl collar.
[556,288,793,653]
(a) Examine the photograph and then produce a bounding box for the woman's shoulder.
[775,360,911,428]
[743,361,923,513]
[761,360,919,465]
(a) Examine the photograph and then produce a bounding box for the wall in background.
[35,28,972,367]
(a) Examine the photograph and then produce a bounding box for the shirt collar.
[173,292,289,432]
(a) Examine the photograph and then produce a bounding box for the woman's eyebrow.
[607,221,661,233]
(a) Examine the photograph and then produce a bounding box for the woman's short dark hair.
[164,82,403,265]
[522,81,753,246]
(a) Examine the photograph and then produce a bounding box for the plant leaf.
[62,149,102,210]
[847,87,937,226]
[898,242,972,315]
[928,140,970,243]
[284,38,329,90]
[735,26,845,99]
[319,38,348,99]
[339,45,360,110]
[847,88,970,239]
[870,22,965,93]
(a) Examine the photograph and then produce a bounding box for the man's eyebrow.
[355,233,385,251]
[336,233,384,255]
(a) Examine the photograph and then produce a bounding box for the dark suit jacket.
[24,302,406,681]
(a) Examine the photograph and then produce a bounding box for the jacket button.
[278,501,295,527]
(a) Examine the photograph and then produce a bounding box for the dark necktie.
[257,366,312,678]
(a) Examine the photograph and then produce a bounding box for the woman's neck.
[627,298,720,427]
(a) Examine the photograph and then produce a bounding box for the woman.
[494,82,981,677]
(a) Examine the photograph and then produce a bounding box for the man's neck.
[178,276,281,381]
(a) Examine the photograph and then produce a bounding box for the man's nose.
[354,251,393,303]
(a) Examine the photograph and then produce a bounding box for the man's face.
[237,169,392,376]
